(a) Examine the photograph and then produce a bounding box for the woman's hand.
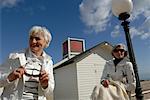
[39,70,49,89]
[7,66,25,82]
[101,80,109,88]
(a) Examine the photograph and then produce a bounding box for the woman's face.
[112,46,126,59]
[29,32,47,55]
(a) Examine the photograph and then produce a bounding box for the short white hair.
[29,26,52,48]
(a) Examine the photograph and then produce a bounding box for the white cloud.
[132,0,150,20]
[130,27,143,38]
[79,0,112,33]
[79,0,150,40]
[0,0,23,8]
[111,25,121,37]
[130,17,150,39]
[0,0,46,15]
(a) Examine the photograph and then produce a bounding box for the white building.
[53,38,113,100]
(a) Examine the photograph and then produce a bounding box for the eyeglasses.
[113,49,125,53]
[24,62,42,77]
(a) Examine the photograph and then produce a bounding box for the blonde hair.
[29,26,52,48]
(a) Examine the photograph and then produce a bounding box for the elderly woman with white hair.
[91,43,136,100]
[0,26,54,100]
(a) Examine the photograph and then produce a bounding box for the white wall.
[54,63,78,100]
[77,53,106,100]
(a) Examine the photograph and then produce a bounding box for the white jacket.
[101,57,136,92]
[0,48,54,100]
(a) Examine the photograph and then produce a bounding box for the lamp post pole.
[118,12,143,100]
[112,0,144,99]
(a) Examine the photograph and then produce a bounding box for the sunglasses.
[113,49,125,53]
[24,62,42,77]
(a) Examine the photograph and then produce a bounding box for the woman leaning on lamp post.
[91,43,136,100]
[101,43,136,99]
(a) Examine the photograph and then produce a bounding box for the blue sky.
[0,0,150,80]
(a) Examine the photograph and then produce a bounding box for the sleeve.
[125,62,136,91]
[0,58,15,87]
[0,52,25,87]
[41,58,55,99]
[101,62,110,82]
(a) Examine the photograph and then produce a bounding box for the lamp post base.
[135,87,144,100]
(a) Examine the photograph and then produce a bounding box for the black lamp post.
[112,0,143,100]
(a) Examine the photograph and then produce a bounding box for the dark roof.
[54,41,113,70]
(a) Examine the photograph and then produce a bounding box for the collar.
[27,48,47,58]
[25,48,48,62]
[108,57,129,66]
